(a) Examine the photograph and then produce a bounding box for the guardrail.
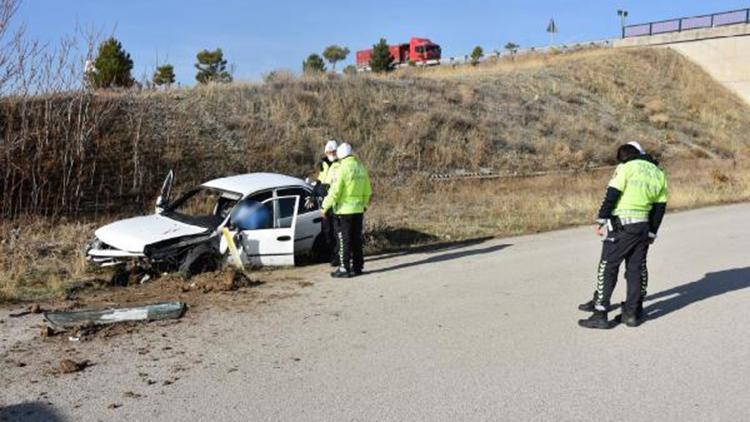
[437,39,613,67]
[428,165,616,182]
[623,8,750,38]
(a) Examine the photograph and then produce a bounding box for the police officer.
[578,142,668,329]
[314,140,340,266]
[321,143,372,278]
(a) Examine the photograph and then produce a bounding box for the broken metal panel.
[44,301,186,329]
[87,249,144,258]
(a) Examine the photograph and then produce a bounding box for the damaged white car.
[86,171,327,277]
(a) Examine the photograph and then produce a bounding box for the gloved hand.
[304,196,315,210]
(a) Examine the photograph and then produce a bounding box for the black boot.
[636,300,644,319]
[578,299,595,312]
[330,268,351,278]
[578,311,612,329]
[621,303,642,327]
[621,312,639,327]
[578,293,601,312]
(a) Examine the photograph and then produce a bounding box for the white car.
[86,172,327,277]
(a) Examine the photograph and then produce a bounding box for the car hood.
[95,214,209,253]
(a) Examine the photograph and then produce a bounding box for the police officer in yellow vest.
[579,142,668,329]
[321,142,372,278]
[315,140,340,266]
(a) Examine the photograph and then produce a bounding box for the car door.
[155,170,174,213]
[275,187,322,254]
[237,195,299,266]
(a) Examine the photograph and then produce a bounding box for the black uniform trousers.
[333,213,364,272]
[321,209,339,266]
[594,222,650,314]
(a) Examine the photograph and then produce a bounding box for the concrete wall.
[615,25,750,103]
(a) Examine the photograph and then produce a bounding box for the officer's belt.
[618,217,648,225]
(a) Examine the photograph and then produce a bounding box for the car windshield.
[163,187,240,229]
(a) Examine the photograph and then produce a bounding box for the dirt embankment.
[2,47,749,217]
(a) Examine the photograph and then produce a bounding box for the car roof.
[201,173,307,196]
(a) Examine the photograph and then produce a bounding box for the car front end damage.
[86,237,146,267]
[85,211,224,278]
[87,232,220,272]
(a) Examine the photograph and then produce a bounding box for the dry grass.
[365,158,750,244]
[2,158,748,303]
[0,219,100,302]
[3,47,750,216]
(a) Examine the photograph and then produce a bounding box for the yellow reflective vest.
[318,159,339,186]
[322,156,372,215]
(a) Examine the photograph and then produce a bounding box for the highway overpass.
[615,9,750,104]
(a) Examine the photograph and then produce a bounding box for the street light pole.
[618,9,629,38]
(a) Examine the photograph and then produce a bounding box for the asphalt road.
[2,204,750,421]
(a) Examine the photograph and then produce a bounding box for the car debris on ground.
[44,301,186,329]
[59,358,90,374]
[9,303,44,318]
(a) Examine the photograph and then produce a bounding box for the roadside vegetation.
[2,34,750,301]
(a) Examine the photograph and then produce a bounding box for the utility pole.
[618,9,629,38]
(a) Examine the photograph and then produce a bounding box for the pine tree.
[152,64,175,87]
[322,45,350,72]
[369,38,394,73]
[195,48,232,84]
[470,46,483,66]
[504,42,520,60]
[302,53,326,74]
[89,37,134,89]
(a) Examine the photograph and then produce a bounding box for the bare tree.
[0,0,23,92]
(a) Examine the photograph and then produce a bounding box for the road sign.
[547,18,558,33]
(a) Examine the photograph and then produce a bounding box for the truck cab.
[409,37,441,64]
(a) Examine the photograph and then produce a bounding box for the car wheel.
[179,245,220,279]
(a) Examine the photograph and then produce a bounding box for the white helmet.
[336,142,353,159]
[627,141,646,155]
[324,140,338,153]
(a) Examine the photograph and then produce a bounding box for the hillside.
[5,46,750,301]
[1,47,749,217]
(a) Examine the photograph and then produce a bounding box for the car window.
[246,190,273,203]
[165,188,236,228]
[276,188,315,213]
[273,197,297,229]
[230,199,273,230]
[233,197,297,231]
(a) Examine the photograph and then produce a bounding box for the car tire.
[179,244,221,279]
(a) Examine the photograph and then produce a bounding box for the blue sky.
[14,1,750,84]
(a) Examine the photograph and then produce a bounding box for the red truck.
[356,37,441,70]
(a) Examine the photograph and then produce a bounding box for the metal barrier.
[438,39,613,68]
[623,8,750,38]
